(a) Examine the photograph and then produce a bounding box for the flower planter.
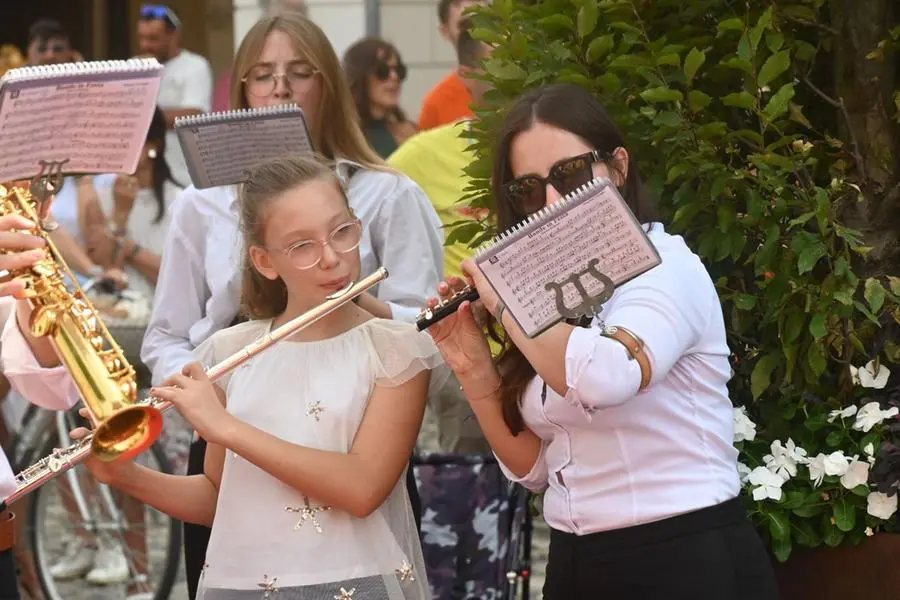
[772,533,900,599]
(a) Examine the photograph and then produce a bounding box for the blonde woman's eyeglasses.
[242,63,320,97]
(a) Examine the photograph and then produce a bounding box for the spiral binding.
[473,176,612,260]
[174,103,302,128]
[0,58,162,84]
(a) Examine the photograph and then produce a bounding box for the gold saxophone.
[0,182,163,463]
[1,264,389,508]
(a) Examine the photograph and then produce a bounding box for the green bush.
[455,0,900,561]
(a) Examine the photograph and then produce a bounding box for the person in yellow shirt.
[389,20,492,457]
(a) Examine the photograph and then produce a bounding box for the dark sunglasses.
[503,150,605,215]
[374,61,407,82]
[140,4,182,29]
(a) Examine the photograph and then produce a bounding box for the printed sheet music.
[0,59,163,182]
[175,104,314,189]
[474,177,661,337]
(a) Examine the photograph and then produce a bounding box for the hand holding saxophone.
[151,362,233,447]
[0,214,48,298]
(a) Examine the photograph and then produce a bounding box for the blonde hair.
[230,14,384,169]
[239,154,351,319]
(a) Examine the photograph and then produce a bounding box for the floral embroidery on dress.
[285,496,332,533]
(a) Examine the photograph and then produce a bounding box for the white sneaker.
[48,538,96,580]
[85,542,130,584]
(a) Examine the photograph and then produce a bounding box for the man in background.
[137,4,213,186]
[25,19,82,66]
[417,0,485,131]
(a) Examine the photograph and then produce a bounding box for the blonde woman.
[139,13,444,599]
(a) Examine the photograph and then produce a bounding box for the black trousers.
[183,437,423,600]
[543,497,780,600]
[0,549,19,600]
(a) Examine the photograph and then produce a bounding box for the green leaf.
[888,276,900,297]
[576,2,599,39]
[656,53,680,67]
[445,221,484,245]
[826,430,844,447]
[722,91,757,109]
[757,50,791,88]
[797,241,826,274]
[772,535,792,562]
[766,32,785,53]
[482,59,527,81]
[768,511,791,541]
[734,293,757,310]
[695,121,728,138]
[807,343,827,378]
[721,58,753,72]
[784,311,805,343]
[823,519,846,547]
[717,17,744,35]
[794,40,818,61]
[608,55,651,69]
[809,313,828,340]
[792,504,824,517]
[683,47,706,83]
[585,35,615,63]
[640,86,683,103]
[763,83,796,119]
[864,278,887,313]
[688,90,712,112]
[535,15,574,30]
[750,7,773,51]
[751,352,780,399]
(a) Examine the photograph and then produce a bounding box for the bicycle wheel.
[27,439,182,600]
[503,484,534,600]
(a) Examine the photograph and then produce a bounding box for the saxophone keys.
[28,305,60,337]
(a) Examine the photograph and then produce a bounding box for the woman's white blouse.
[141,161,444,385]
[498,225,741,535]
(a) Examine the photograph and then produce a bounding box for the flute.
[414,286,480,331]
[1,268,388,509]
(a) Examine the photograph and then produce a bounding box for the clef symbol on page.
[544,258,615,320]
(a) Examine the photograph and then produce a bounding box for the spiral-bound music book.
[0,59,164,182]
[174,104,314,189]
[475,177,662,338]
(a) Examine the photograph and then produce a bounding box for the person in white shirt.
[425,83,780,599]
[137,4,213,186]
[139,13,443,600]
[0,213,81,599]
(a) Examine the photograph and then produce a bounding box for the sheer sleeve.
[364,319,450,395]
[190,320,269,392]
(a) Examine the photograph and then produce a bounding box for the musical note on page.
[175,105,314,189]
[0,60,163,181]
[475,178,661,337]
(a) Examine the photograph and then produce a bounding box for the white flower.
[748,466,785,501]
[853,401,900,432]
[865,527,874,537]
[737,462,752,484]
[840,460,870,490]
[866,492,898,520]
[824,451,851,476]
[853,360,891,389]
[733,406,757,442]
[763,439,807,479]
[828,405,858,423]
[807,453,827,487]
[864,443,875,456]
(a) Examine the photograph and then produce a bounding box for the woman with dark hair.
[81,106,183,299]
[425,83,780,599]
[342,37,417,158]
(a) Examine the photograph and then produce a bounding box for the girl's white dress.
[191,317,444,600]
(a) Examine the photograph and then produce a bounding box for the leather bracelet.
[601,324,653,390]
[495,301,507,326]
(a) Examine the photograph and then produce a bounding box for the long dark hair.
[147,106,178,223]
[342,37,409,127]
[490,83,659,434]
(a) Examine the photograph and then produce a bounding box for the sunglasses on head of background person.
[503,150,623,216]
[140,4,182,30]
[373,61,407,82]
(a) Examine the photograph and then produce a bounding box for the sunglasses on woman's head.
[140,4,182,29]
[503,150,603,215]
[374,61,407,82]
